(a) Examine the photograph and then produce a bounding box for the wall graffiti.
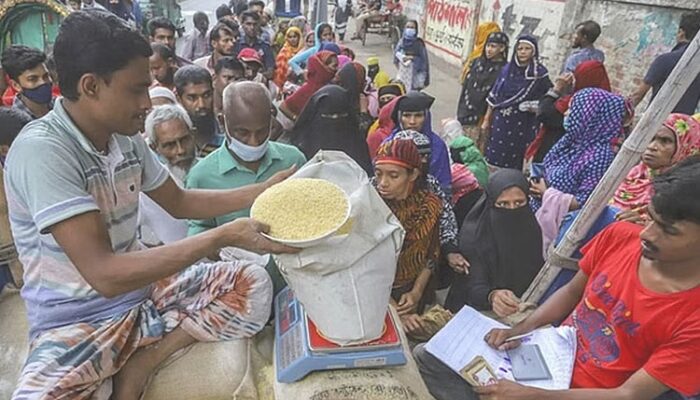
[424,0,477,59]
[480,0,565,67]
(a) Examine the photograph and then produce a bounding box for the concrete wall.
[422,0,479,64]
[415,0,697,111]
[569,0,696,103]
[477,0,568,73]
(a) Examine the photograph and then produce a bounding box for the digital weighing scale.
[274,287,407,383]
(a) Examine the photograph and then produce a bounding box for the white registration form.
[425,306,577,390]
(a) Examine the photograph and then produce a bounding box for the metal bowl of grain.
[250,178,351,248]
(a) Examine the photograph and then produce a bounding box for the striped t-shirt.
[4,99,169,340]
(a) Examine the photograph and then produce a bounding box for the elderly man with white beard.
[139,104,198,246]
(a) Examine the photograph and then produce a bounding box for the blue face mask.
[404,28,417,38]
[227,135,269,162]
[21,82,52,105]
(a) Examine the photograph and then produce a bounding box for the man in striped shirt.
[5,9,296,399]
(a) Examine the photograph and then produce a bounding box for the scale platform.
[274,287,407,383]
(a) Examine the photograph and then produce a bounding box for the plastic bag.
[274,151,405,345]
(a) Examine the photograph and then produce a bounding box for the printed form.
[425,306,577,390]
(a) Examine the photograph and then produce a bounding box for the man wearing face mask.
[185,81,305,237]
[1,45,55,120]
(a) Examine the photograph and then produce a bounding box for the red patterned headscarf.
[611,113,700,213]
[375,138,422,170]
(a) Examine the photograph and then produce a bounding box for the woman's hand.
[400,313,427,337]
[553,72,574,94]
[490,289,520,318]
[529,178,547,198]
[447,252,470,274]
[397,290,420,315]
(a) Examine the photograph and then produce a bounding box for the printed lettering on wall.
[424,0,476,60]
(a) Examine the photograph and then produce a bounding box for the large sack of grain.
[273,151,405,345]
[0,289,255,400]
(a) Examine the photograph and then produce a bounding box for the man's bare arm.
[50,211,296,298]
[630,82,652,107]
[486,270,588,350]
[475,369,669,400]
[146,166,295,220]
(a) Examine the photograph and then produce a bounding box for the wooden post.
[523,31,700,304]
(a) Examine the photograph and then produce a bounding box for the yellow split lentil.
[251,178,349,241]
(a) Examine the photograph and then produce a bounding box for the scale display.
[274,287,407,383]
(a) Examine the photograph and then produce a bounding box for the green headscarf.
[449,136,489,187]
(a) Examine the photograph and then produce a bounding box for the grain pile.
[251,178,349,241]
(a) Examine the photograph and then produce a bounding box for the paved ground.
[177,1,463,131]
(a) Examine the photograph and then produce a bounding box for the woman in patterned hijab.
[611,113,700,224]
[374,139,442,336]
[530,87,626,212]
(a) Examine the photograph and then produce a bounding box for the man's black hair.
[0,107,32,146]
[193,11,209,25]
[147,16,176,37]
[234,1,248,17]
[151,43,174,60]
[174,65,212,94]
[241,10,260,23]
[248,0,265,9]
[0,45,47,81]
[679,11,700,42]
[210,22,235,42]
[216,3,233,20]
[652,155,700,225]
[576,20,601,44]
[218,19,240,36]
[214,56,244,75]
[54,10,152,101]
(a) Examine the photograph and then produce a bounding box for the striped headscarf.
[375,138,422,170]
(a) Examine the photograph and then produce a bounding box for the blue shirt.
[644,42,700,115]
[562,47,605,73]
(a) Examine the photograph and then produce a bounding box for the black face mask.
[21,82,53,105]
[368,66,379,80]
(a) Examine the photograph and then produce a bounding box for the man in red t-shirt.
[414,156,700,400]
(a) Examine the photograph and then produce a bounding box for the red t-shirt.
[564,222,700,396]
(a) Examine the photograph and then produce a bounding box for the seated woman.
[444,169,543,318]
[525,60,611,164]
[530,88,626,212]
[387,92,452,194]
[611,113,700,224]
[374,139,442,336]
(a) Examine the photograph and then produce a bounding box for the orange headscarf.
[274,27,305,88]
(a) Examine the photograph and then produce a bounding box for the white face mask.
[227,134,269,162]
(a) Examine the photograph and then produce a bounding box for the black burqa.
[290,84,373,174]
[444,169,544,313]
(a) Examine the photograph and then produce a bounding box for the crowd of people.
[0,1,699,399]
